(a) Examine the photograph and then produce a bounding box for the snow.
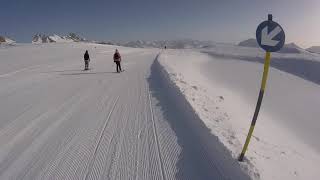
[48,34,73,43]
[32,33,84,44]
[0,36,15,45]
[0,43,250,179]
[4,37,15,44]
[2,40,319,179]
[158,49,320,180]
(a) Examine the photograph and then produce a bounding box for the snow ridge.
[151,53,250,180]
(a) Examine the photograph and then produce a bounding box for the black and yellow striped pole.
[238,52,271,161]
[238,14,285,161]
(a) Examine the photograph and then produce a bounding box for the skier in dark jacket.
[84,50,90,70]
[113,49,122,73]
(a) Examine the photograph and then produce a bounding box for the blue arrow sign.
[256,20,285,52]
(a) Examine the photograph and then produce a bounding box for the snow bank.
[157,50,320,180]
[150,53,250,180]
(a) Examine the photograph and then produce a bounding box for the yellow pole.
[261,52,271,91]
[238,52,271,161]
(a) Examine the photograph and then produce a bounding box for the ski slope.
[0,43,249,179]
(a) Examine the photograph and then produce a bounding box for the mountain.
[238,38,305,54]
[0,36,15,44]
[238,38,259,48]
[32,33,86,44]
[306,46,320,54]
[278,43,306,54]
[104,39,216,49]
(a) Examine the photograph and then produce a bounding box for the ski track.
[0,44,249,180]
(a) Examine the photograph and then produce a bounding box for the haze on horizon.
[0,0,319,48]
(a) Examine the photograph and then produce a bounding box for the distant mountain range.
[32,33,86,44]
[306,46,320,54]
[95,39,217,49]
[2,33,319,55]
[238,38,307,54]
[0,36,15,44]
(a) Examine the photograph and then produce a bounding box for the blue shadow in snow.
[204,52,320,85]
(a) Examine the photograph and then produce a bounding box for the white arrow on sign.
[261,26,282,46]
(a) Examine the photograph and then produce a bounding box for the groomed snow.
[158,49,320,180]
[0,43,250,179]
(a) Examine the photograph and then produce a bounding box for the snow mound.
[32,33,86,44]
[307,46,320,54]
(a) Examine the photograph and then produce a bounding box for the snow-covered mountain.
[238,38,259,48]
[306,46,320,54]
[279,42,306,54]
[0,36,15,44]
[238,38,305,54]
[32,33,86,44]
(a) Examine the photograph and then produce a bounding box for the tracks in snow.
[0,46,250,180]
[147,88,166,180]
[84,96,120,180]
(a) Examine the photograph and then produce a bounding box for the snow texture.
[0,43,249,179]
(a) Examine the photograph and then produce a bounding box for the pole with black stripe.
[238,14,285,161]
[238,51,271,161]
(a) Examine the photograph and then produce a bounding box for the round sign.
[256,20,285,52]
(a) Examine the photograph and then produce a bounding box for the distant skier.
[84,50,90,70]
[113,49,122,73]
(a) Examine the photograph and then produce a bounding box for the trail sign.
[256,16,285,52]
[239,14,285,162]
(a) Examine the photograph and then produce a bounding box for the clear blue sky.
[1,0,319,47]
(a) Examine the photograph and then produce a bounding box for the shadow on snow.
[205,52,320,85]
[147,58,251,180]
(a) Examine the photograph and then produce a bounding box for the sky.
[0,0,319,48]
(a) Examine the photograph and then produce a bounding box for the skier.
[84,50,90,70]
[113,49,122,73]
